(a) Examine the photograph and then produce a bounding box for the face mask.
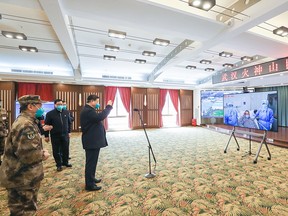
[245,115,250,118]
[35,107,45,118]
[95,103,100,109]
[62,105,67,110]
[262,105,267,109]
[56,105,63,111]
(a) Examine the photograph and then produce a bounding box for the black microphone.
[133,108,139,111]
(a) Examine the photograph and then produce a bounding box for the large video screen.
[223,91,278,132]
[201,90,241,118]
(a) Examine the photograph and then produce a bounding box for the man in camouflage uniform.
[0,99,9,165]
[0,95,50,216]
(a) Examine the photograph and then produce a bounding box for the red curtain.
[159,89,168,127]
[168,89,180,126]
[17,83,37,98]
[36,83,53,101]
[104,86,117,130]
[18,82,53,101]
[118,87,132,128]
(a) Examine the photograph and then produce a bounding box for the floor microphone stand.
[135,110,156,178]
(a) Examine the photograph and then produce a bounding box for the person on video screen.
[224,103,238,126]
[238,110,257,129]
[254,100,274,131]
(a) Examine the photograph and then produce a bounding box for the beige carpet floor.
[0,127,287,215]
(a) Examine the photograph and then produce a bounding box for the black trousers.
[85,148,100,187]
[51,134,69,167]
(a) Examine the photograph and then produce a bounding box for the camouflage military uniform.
[0,95,44,216]
[0,107,9,164]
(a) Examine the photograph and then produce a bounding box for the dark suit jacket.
[80,104,112,150]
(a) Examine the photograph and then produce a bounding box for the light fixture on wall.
[19,46,38,52]
[142,51,156,57]
[223,63,234,68]
[105,45,120,52]
[219,51,233,57]
[188,0,216,11]
[186,65,196,69]
[200,59,212,64]
[153,38,170,46]
[273,26,288,37]
[205,68,214,72]
[241,56,253,61]
[103,55,116,60]
[108,29,126,39]
[135,59,146,64]
[2,31,27,40]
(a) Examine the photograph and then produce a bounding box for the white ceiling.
[0,0,288,90]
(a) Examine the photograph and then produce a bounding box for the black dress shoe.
[85,185,102,191]
[57,166,63,172]
[63,163,72,167]
[94,178,102,183]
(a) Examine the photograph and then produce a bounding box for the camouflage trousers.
[7,182,40,216]
[0,136,5,155]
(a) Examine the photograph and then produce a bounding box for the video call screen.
[223,91,278,132]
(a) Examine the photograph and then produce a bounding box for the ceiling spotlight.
[135,59,146,64]
[103,55,116,61]
[153,38,170,46]
[188,0,216,11]
[205,68,214,72]
[142,51,156,57]
[186,65,196,69]
[19,46,38,52]
[241,56,253,61]
[2,31,27,40]
[273,26,288,37]
[219,51,233,57]
[223,63,234,68]
[108,29,126,39]
[105,45,120,52]
[200,59,212,64]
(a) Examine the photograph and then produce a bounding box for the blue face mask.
[245,115,250,119]
[35,107,45,118]
[62,105,67,110]
[56,105,63,111]
[95,103,100,109]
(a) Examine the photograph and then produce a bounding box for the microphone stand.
[135,109,156,178]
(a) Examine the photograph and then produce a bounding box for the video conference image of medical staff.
[223,91,278,132]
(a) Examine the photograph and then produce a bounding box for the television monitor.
[15,101,55,118]
[201,90,241,118]
[223,91,278,132]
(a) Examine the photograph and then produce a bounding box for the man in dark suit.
[80,95,113,191]
[44,99,72,172]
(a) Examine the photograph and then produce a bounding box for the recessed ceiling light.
[273,26,288,37]
[19,46,38,52]
[188,0,216,11]
[205,68,214,72]
[153,38,170,46]
[241,56,253,61]
[219,51,233,58]
[1,31,27,40]
[200,60,212,64]
[142,51,156,57]
[186,65,196,69]
[135,59,146,64]
[103,55,116,61]
[223,63,234,68]
[105,45,120,52]
[108,29,126,39]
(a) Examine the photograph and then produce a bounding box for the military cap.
[18,95,43,106]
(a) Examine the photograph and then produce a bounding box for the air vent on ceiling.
[11,69,53,75]
[102,75,131,80]
[163,79,185,84]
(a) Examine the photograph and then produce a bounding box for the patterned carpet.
[0,127,288,216]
